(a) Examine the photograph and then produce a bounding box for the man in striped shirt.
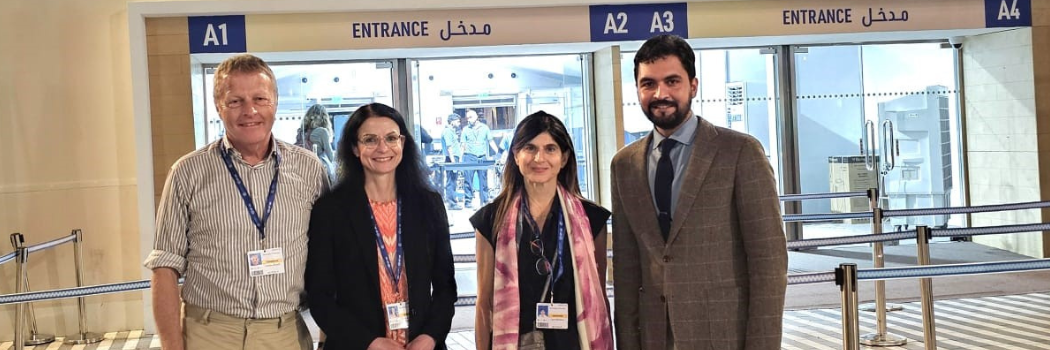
[144,54,328,350]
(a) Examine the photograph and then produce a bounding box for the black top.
[470,195,610,350]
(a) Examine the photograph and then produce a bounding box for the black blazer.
[306,183,457,350]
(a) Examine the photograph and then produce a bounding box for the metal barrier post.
[9,233,56,346]
[916,226,938,349]
[860,188,907,346]
[63,229,102,344]
[14,247,27,350]
[836,263,859,350]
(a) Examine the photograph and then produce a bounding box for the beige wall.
[963,28,1045,258]
[962,0,1050,258]
[0,0,145,340]
[146,17,195,206]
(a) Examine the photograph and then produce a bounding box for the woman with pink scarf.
[470,111,613,350]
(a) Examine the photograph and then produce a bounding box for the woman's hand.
[406,335,436,350]
[367,337,406,350]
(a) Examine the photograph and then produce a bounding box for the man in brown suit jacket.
[611,35,788,350]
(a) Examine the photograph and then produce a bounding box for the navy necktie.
[655,138,677,241]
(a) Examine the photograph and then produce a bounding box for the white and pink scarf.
[490,186,613,350]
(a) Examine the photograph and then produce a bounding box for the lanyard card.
[535,303,569,330]
[386,302,409,330]
[247,248,285,277]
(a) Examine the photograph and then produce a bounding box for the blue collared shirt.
[441,127,461,159]
[461,122,491,157]
[647,115,699,217]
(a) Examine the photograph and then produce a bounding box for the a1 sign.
[188,15,247,54]
[589,3,688,42]
[985,0,1031,27]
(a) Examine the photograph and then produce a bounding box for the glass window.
[621,48,782,189]
[794,43,962,240]
[410,54,594,231]
[203,61,395,151]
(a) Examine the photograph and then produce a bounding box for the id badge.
[535,303,569,329]
[386,302,409,330]
[246,248,285,277]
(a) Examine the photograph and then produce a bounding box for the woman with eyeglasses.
[471,111,613,350]
[307,103,457,350]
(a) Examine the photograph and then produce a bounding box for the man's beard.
[644,99,692,130]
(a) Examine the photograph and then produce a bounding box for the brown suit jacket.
[611,117,788,350]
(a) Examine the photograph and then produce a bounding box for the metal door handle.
[864,120,876,171]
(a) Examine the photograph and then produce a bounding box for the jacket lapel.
[666,118,720,246]
[345,185,381,295]
[623,134,665,246]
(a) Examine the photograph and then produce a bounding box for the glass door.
[793,43,962,240]
[410,54,594,232]
[793,45,869,239]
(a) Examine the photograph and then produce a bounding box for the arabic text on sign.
[782,9,853,25]
[352,21,430,38]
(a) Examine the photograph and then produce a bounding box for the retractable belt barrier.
[6,230,103,350]
[6,192,1050,349]
[780,191,868,202]
[0,251,15,265]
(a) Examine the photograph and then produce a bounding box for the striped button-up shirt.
[144,137,328,319]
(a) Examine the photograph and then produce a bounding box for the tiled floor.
[4,292,1048,350]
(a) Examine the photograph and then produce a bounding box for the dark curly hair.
[336,103,437,199]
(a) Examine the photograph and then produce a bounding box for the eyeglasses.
[359,134,405,150]
[530,235,552,276]
[222,97,274,110]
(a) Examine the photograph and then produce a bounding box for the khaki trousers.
[183,304,312,350]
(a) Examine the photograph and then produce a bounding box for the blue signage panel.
[985,0,1031,27]
[188,15,247,54]
[589,3,688,42]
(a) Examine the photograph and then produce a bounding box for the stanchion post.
[916,226,937,349]
[836,263,859,350]
[860,188,907,346]
[14,247,27,350]
[64,229,103,345]
[858,190,902,310]
[9,233,56,346]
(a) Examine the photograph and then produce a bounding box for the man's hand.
[406,335,436,350]
[367,337,406,350]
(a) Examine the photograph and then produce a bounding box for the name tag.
[246,248,285,277]
[535,303,569,329]
[386,302,409,330]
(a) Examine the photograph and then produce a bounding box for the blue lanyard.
[220,146,280,240]
[523,199,566,285]
[553,210,566,285]
[370,197,403,295]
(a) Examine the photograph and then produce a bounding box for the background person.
[300,104,338,183]
[460,109,492,208]
[441,113,463,209]
[306,103,458,350]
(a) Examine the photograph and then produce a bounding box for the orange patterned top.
[372,200,408,346]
